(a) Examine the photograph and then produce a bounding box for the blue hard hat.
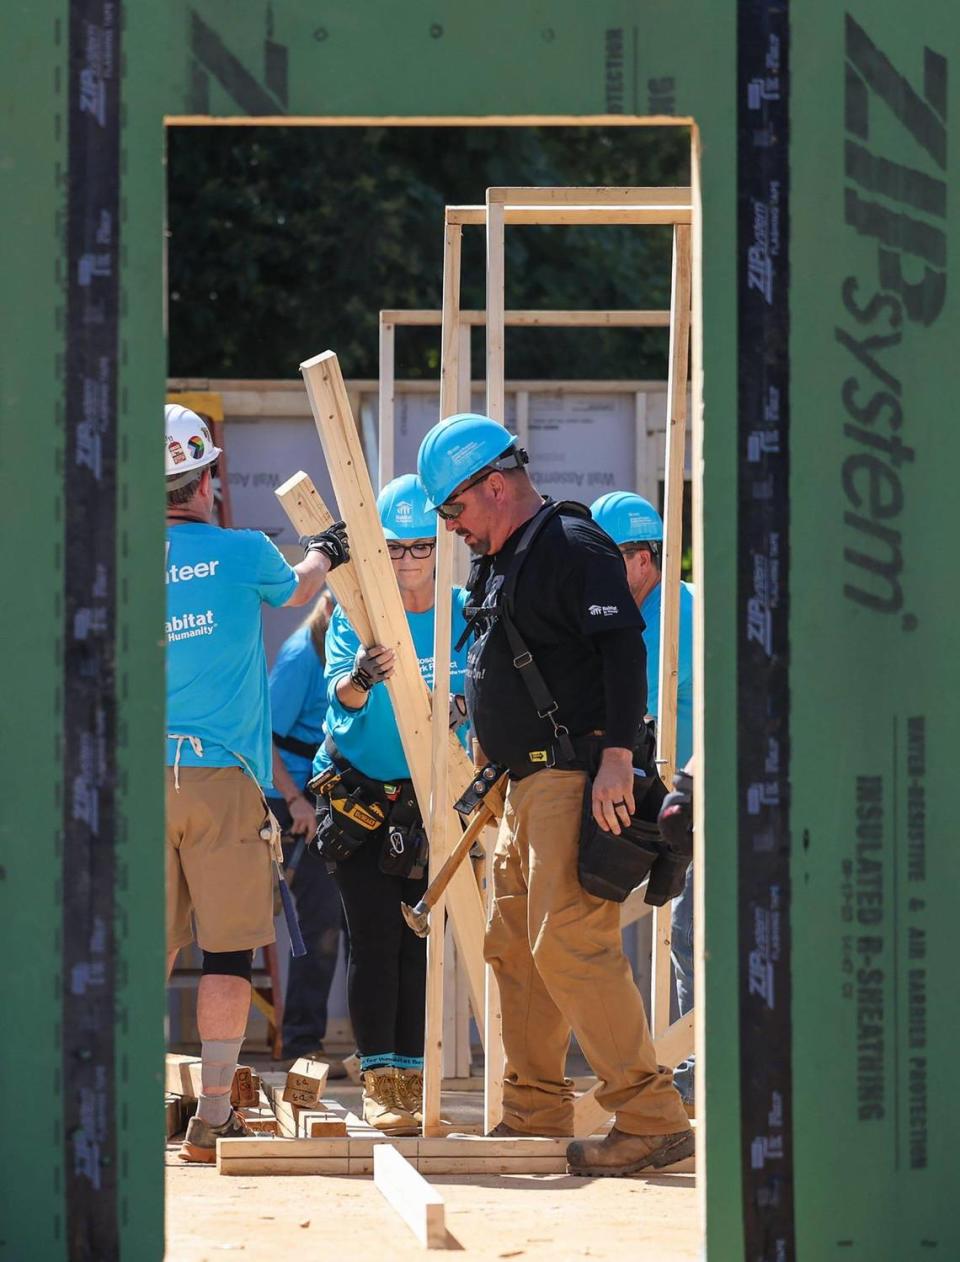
[590,491,663,544]
[417,413,521,510]
[377,473,437,540]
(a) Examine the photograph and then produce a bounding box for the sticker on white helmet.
[168,440,186,465]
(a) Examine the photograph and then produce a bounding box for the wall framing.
[3,4,956,1260]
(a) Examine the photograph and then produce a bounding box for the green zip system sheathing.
[0,3,955,1259]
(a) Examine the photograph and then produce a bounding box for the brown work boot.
[178,1109,252,1164]
[361,1067,419,1136]
[486,1120,530,1137]
[566,1126,694,1177]
[394,1068,424,1124]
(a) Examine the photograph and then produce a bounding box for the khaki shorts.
[166,765,276,953]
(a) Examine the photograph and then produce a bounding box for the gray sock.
[196,1037,244,1127]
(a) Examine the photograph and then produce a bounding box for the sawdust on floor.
[165,1148,700,1261]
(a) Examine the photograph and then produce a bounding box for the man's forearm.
[286,550,329,608]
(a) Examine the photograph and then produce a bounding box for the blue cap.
[377,473,437,540]
[417,413,521,510]
[590,491,663,544]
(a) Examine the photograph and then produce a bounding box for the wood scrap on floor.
[281,1055,330,1108]
[263,1081,347,1139]
[163,1054,259,1108]
[238,1085,281,1135]
[165,1093,185,1139]
[373,1144,446,1249]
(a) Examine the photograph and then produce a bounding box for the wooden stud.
[690,125,706,1224]
[215,1132,695,1177]
[275,471,490,1038]
[379,309,671,328]
[485,197,506,424]
[447,206,692,226]
[169,113,696,129]
[295,358,491,1041]
[650,224,692,1040]
[374,1145,446,1249]
[618,882,654,927]
[482,191,508,1130]
[487,186,692,207]
[377,318,395,488]
[656,223,693,790]
[633,390,648,501]
[422,220,463,1136]
[515,389,529,448]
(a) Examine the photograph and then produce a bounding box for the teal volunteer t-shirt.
[269,624,327,789]
[313,589,471,784]
[640,579,695,768]
[165,522,298,787]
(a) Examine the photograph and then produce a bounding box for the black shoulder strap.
[497,500,591,763]
[500,500,589,617]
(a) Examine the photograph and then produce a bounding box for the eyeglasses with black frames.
[386,540,437,559]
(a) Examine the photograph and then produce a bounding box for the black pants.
[267,796,344,1058]
[329,828,427,1065]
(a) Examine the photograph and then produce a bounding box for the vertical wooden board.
[482,195,508,1132]
[378,318,395,489]
[656,223,693,790]
[485,196,506,423]
[298,354,491,1048]
[651,223,692,1039]
[423,221,463,1135]
[275,470,489,1033]
[299,352,436,811]
[373,1144,446,1250]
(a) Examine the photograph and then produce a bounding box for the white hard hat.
[165,403,222,489]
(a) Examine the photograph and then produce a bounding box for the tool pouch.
[379,783,429,881]
[577,770,668,903]
[644,849,691,906]
[314,777,386,864]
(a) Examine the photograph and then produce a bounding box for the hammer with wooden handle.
[401,774,506,938]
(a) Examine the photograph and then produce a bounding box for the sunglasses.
[386,540,437,559]
[436,469,497,520]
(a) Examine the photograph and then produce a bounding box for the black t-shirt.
[465,507,646,776]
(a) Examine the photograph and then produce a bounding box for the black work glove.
[350,644,393,692]
[301,521,349,570]
[658,767,693,856]
[448,694,468,730]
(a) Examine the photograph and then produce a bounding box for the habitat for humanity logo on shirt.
[165,540,219,642]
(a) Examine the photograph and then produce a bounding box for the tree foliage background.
[167,126,689,381]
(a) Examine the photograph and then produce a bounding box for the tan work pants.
[484,768,689,1137]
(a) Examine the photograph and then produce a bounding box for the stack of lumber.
[217,1122,696,1177]
[258,1056,348,1138]
[164,1052,276,1136]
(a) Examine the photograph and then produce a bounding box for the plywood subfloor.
[165,1143,698,1261]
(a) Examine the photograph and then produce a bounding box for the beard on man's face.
[456,527,490,555]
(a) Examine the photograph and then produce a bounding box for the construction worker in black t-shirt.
[417,414,693,1177]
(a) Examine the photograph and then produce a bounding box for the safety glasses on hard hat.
[386,540,437,559]
[436,449,529,520]
[436,469,498,520]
